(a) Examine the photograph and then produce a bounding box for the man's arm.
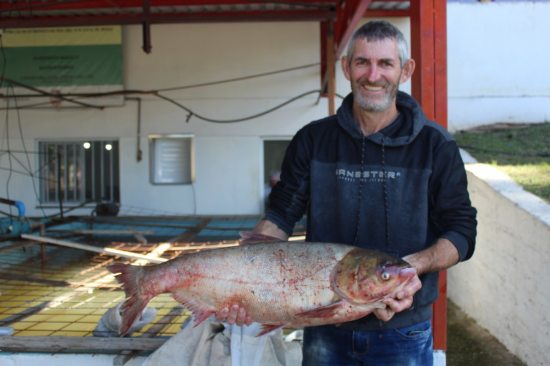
[374,238,459,321]
[404,237,459,276]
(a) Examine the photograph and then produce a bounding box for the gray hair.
[346,20,409,67]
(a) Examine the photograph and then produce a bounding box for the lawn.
[453,122,550,203]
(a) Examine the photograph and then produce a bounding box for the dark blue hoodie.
[266,91,477,330]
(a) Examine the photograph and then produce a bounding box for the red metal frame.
[410,0,449,352]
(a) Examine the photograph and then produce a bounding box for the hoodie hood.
[336,91,427,147]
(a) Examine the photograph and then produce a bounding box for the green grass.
[453,123,550,203]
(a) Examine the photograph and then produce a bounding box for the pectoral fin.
[258,323,284,336]
[295,301,346,319]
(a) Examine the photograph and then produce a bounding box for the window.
[263,139,290,187]
[149,135,194,184]
[39,140,119,205]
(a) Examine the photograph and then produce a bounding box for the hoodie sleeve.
[264,127,312,236]
[429,139,477,261]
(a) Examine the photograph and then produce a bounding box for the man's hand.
[374,238,460,322]
[215,304,253,326]
[374,273,422,322]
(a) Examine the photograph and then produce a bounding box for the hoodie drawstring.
[381,140,391,249]
[352,136,366,246]
[352,137,391,249]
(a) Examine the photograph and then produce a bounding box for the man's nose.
[364,66,380,83]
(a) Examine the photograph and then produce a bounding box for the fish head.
[331,248,415,305]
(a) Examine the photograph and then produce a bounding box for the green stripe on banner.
[3,44,122,87]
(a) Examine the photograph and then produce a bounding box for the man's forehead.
[350,38,400,60]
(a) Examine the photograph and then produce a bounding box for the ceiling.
[0,1,410,56]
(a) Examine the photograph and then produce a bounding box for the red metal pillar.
[410,0,448,352]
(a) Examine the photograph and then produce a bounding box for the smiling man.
[219,21,477,366]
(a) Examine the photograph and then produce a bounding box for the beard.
[352,78,399,113]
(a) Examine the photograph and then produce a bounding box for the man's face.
[342,38,413,113]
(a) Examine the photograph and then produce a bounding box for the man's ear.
[400,59,415,84]
[341,56,351,81]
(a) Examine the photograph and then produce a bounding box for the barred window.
[39,140,119,205]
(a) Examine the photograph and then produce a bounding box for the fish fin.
[172,292,216,326]
[108,263,152,336]
[295,301,346,319]
[239,231,283,245]
[257,323,284,337]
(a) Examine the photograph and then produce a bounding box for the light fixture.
[83,142,91,149]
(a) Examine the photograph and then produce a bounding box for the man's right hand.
[215,304,253,326]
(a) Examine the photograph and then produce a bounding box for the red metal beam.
[333,0,372,59]
[0,10,334,29]
[410,0,449,353]
[320,0,371,100]
[0,0,338,13]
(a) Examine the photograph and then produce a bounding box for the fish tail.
[108,263,153,336]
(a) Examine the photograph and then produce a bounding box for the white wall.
[0,19,411,217]
[0,22,325,216]
[448,162,550,366]
[447,1,550,131]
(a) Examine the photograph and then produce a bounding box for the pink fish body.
[109,241,415,336]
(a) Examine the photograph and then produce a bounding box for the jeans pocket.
[394,320,432,340]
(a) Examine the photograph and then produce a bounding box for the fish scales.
[109,241,414,336]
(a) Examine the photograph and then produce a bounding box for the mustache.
[358,79,387,88]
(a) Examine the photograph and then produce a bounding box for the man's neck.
[353,103,399,136]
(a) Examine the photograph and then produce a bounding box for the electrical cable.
[155,89,322,123]
[11,83,47,216]
[0,52,336,216]
[0,77,103,109]
[3,94,14,220]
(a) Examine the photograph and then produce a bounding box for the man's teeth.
[364,85,384,91]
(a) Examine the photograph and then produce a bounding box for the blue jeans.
[302,320,433,366]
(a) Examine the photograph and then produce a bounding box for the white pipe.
[21,234,166,264]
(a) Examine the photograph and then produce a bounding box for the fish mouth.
[398,267,417,280]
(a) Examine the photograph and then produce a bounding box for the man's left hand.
[374,273,422,322]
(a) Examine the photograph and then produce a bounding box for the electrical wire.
[0,49,336,217]
[11,84,47,216]
[155,89,322,123]
[0,77,103,109]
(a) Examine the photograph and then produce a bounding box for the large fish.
[108,239,415,336]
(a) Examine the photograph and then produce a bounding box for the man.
[219,20,477,365]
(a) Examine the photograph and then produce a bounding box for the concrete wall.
[447,1,550,131]
[448,162,550,366]
[0,18,411,217]
[0,22,325,217]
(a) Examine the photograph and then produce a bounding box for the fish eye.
[381,271,391,281]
